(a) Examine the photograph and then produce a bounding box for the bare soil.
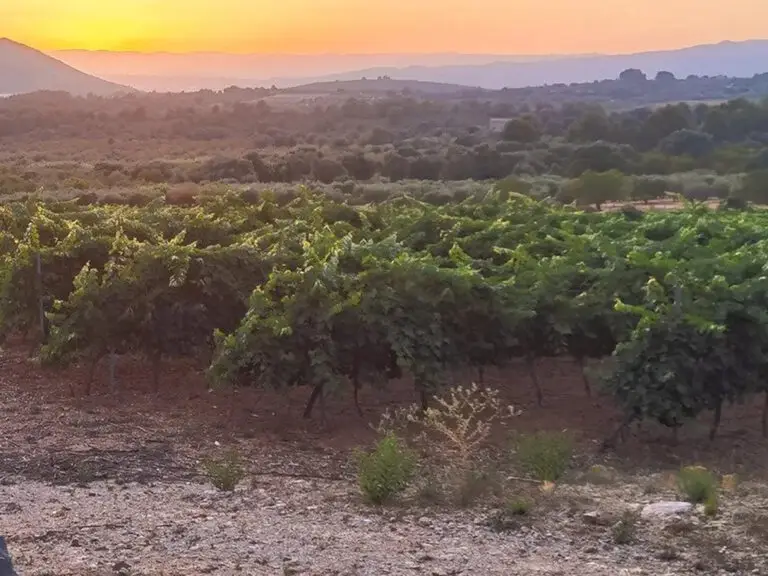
[1,344,767,575]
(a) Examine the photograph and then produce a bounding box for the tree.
[567,111,612,143]
[734,170,768,205]
[619,69,647,83]
[631,176,668,204]
[311,158,347,184]
[655,71,676,83]
[568,170,627,210]
[341,153,376,181]
[643,104,694,147]
[658,129,715,159]
[381,153,410,181]
[501,117,540,143]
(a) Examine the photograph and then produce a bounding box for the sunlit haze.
[2,0,768,55]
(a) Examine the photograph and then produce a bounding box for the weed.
[202,449,245,492]
[704,491,719,517]
[677,466,717,504]
[355,433,415,505]
[516,432,573,482]
[379,384,518,466]
[505,496,533,516]
[612,510,639,545]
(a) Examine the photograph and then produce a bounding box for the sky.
[2,0,768,55]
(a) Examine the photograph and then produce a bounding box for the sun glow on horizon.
[2,0,768,55]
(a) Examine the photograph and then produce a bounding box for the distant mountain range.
[3,37,768,97]
[53,39,768,92]
[0,38,129,96]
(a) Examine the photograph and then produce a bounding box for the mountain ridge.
[52,38,768,92]
[0,38,132,96]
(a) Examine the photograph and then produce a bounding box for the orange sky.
[2,0,768,54]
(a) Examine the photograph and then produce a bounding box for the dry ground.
[1,344,767,575]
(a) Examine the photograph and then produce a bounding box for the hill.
[51,39,768,92]
[294,40,768,90]
[282,78,486,96]
[0,38,131,96]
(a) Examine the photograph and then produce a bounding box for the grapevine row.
[2,190,768,439]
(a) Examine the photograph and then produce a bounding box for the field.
[3,86,768,575]
[1,192,768,574]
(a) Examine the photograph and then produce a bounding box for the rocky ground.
[1,346,767,575]
[3,472,768,575]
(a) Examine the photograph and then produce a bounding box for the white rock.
[640,501,693,518]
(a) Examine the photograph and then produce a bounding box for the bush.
[704,491,719,517]
[505,496,533,516]
[677,466,717,504]
[166,182,199,206]
[612,510,639,545]
[631,176,667,203]
[516,432,573,482]
[202,449,246,491]
[355,433,415,505]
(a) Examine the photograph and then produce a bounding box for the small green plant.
[516,432,573,482]
[704,491,719,517]
[356,433,415,505]
[202,449,245,491]
[612,510,639,545]
[505,496,533,516]
[677,466,717,504]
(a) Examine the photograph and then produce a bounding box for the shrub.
[612,510,639,545]
[631,176,667,203]
[505,496,533,516]
[677,466,717,504]
[356,433,415,505]
[516,432,573,482]
[202,449,246,491]
[166,182,200,206]
[704,491,719,517]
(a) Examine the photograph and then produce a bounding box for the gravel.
[3,475,767,576]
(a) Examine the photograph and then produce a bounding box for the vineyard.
[3,188,768,443]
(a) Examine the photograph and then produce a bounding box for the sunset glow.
[2,0,768,54]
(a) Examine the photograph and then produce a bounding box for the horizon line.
[35,37,767,59]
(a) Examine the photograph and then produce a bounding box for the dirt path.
[1,345,768,575]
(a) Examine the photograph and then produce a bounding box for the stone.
[582,511,601,525]
[0,537,17,576]
[640,501,693,519]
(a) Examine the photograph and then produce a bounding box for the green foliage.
[202,449,246,491]
[501,117,540,143]
[516,432,573,482]
[566,170,627,210]
[631,176,668,203]
[505,496,533,516]
[4,192,768,442]
[355,433,416,505]
[734,170,768,205]
[677,466,718,504]
[612,510,639,545]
